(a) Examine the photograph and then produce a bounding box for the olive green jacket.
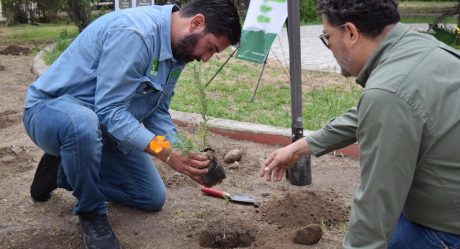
[306,23,460,248]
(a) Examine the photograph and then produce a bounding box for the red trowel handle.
[201,187,227,199]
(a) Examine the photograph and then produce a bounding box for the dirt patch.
[0,146,35,174]
[0,45,31,56]
[198,218,257,248]
[261,190,350,229]
[0,53,361,249]
[0,110,22,129]
[1,229,83,249]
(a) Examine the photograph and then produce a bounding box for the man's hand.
[260,138,312,181]
[166,151,209,185]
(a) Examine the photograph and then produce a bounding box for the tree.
[66,0,92,32]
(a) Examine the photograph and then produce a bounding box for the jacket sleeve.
[305,107,358,156]
[343,89,422,249]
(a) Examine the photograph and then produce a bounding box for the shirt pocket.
[135,75,163,95]
[130,76,164,119]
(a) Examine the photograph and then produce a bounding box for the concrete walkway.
[268,23,436,73]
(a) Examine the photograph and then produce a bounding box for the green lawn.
[0,22,78,46]
[171,51,361,130]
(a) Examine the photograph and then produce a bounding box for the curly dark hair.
[317,0,400,38]
[180,0,242,45]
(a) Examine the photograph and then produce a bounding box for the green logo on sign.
[260,5,272,13]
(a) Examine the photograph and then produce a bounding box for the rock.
[292,224,322,245]
[228,161,240,170]
[261,193,270,197]
[223,149,242,163]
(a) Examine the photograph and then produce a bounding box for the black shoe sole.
[30,153,60,202]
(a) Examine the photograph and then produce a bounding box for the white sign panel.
[115,0,155,10]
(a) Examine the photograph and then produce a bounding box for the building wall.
[0,1,4,21]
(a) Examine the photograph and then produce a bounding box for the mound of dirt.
[0,45,31,56]
[261,189,350,229]
[198,218,257,248]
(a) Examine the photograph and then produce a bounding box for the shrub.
[1,0,66,24]
[1,0,32,24]
[65,0,92,32]
[300,0,318,23]
[36,0,65,22]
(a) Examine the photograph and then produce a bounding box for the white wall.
[0,1,5,22]
[115,0,155,10]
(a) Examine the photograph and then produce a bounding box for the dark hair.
[317,0,400,38]
[179,0,241,45]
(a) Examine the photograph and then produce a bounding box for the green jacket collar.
[356,23,410,87]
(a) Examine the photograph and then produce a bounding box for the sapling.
[169,62,225,186]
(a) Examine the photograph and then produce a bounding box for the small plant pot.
[202,148,226,187]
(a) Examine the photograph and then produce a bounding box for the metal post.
[286,0,311,186]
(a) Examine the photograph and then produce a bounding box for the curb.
[32,48,360,159]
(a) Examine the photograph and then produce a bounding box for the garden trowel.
[201,187,257,205]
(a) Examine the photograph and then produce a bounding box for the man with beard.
[23,0,241,248]
[260,0,460,248]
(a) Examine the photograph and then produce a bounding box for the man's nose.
[201,52,214,62]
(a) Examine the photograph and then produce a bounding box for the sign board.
[237,0,288,64]
[115,0,155,10]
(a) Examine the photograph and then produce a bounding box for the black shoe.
[79,212,122,249]
[30,153,60,202]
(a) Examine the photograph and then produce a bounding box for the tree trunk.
[66,0,91,32]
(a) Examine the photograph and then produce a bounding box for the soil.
[0,45,31,56]
[0,49,361,249]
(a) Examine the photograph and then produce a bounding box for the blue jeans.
[389,214,460,249]
[23,95,166,215]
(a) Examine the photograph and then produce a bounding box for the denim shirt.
[25,5,184,154]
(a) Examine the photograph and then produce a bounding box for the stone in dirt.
[223,149,242,163]
[0,45,30,56]
[293,223,323,245]
[198,218,257,248]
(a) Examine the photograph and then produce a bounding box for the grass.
[0,22,78,46]
[429,26,460,49]
[43,29,77,64]
[171,50,361,130]
[399,1,459,14]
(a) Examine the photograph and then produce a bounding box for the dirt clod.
[198,218,257,248]
[293,224,323,245]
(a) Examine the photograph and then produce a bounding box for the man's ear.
[344,22,359,47]
[189,14,205,33]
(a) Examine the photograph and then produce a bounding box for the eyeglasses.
[319,24,346,49]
